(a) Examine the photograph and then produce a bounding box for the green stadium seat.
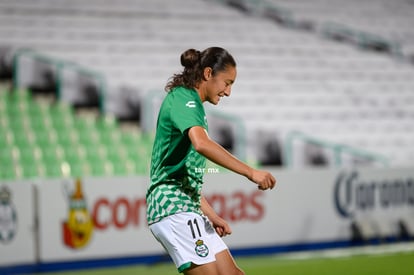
[33,130,57,149]
[0,163,18,180]
[0,130,12,148]
[55,128,77,148]
[62,147,84,165]
[13,90,31,103]
[40,145,61,160]
[83,145,105,163]
[27,103,48,119]
[29,114,50,132]
[49,107,74,132]
[111,161,128,175]
[8,117,27,133]
[49,102,73,119]
[77,130,99,147]
[0,93,6,111]
[119,132,139,148]
[21,163,41,179]
[131,158,150,175]
[41,151,63,168]
[0,147,14,167]
[41,146,65,178]
[141,133,155,148]
[99,130,120,148]
[96,118,121,147]
[74,118,96,133]
[51,117,73,133]
[68,162,91,178]
[105,146,127,165]
[44,161,65,178]
[10,128,35,149]
[0,111,7,126]
[124,159,137,174]
[125,148,145,166]
[96,115,118,131]
[16,145,39,165]
[89,160,112,176]
[5,101,20,115]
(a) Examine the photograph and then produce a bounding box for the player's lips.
[215,92,225,104]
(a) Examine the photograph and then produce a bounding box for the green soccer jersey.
[146,86,208,225]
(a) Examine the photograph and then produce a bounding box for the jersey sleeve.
[171,90,206,134]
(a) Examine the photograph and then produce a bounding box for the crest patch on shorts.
[195,239,209,257]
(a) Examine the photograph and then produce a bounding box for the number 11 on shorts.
[187,219,201,239]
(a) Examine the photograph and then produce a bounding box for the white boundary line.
[275,242,414,261]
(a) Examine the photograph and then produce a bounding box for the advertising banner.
[37,176,160,262]
[35,166,414,263]
[203,168,349,248]
[205,167,414,249]
[0,182,36,267]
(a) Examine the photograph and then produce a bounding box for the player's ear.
[203,67,212,80]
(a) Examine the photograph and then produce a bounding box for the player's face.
[205,66,236,105]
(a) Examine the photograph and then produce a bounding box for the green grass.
[239,252,414,275]
[37,247,414,275]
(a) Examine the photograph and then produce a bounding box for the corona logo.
[334,171,414,218]
[62,178,94,249]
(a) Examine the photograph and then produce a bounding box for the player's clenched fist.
[250,169,276,190]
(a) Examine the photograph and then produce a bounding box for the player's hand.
[210,215,232,237]
[251,169,276,191]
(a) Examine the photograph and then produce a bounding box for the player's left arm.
[188,125,276,191]
[201,196,232,237]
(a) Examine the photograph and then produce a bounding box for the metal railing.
[12,49,107,113]
[284,131,390,168]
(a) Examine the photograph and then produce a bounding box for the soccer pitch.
[37,243,414,275]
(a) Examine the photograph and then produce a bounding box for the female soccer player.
[146,47,276,275]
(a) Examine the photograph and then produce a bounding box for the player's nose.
[224,86,231,97]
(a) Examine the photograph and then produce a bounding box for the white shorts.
[149,212,228,273]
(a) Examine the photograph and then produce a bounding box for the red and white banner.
[37,176,158,262]
[2,166,414,266]
[205,167,414,248]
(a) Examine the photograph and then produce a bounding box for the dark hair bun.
[180,49,200,68]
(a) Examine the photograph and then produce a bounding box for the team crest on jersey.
[0,186,17,243]
[195,239,209,257]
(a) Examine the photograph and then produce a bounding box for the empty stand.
[0,88,152,180]
[0,0,414,175]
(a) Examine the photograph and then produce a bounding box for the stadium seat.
[40,145,62,162]
[67,162,91,178]
[110,161,128,176]
[0,163,17,180]
[105,144,126,160]
[89,160,109,176]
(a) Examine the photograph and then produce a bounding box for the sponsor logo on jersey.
[186,101,196,108]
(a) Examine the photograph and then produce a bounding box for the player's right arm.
[188,126,276,190]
